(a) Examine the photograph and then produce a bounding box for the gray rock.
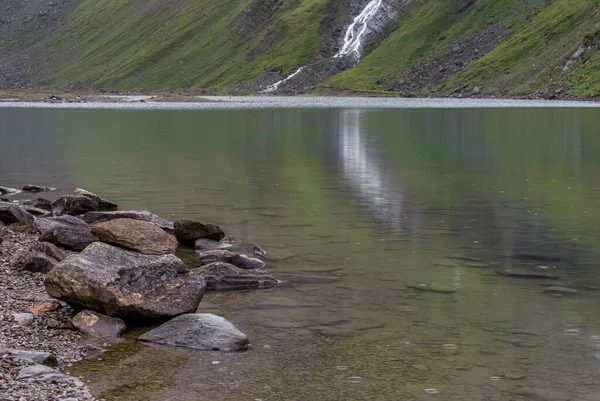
[83,210,174,233]
[74,188,118,211]
[174,219,225,245]
[17,364,84,386]
[22,197,52,212]
[0,186,21,196]
[11,313,34,326]
[46,242,206,319]
[198,249,266,270]
[194,262,278,291]
[194,238,232,251]
[220,235,241,244]
[22,184,54,193]
[84,344,106,358]
[406,283,456,294]
[35,216,98,251]
[21,205,51,217]
[52,195,99,216]
[0,202,34,226]
[543,286,578,295]
[0,349,57,367]
[138,313,249,352]
[15,241,67,273]
[72,310,126,338]
[91,218,178,255]
[497,269,560,280]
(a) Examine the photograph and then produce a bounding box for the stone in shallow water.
[174,219,225,245]
[510,387,570,401]
[52,195,99,216]
[0,186,21,196]
[72,310,126,338]
[22,184,54,193]
[405,283,456,294]
[46,242,206,319]
[194,262,278,291]
[543,286,578,295]
[91,218,178,255]
[74,188,118,211]
[194,238,232,251]
[138,313,249,352]
[197,249,266,270]
[497,269,560,280]
[35,216,98,251]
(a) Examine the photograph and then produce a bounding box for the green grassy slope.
[40,0,339,91]
[321,0,600,97]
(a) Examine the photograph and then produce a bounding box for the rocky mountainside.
[0,0,598,98]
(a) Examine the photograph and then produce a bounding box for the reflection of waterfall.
[334,0,383,59]
[339,109,404,230]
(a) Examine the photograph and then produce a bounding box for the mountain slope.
[0,0,599,98]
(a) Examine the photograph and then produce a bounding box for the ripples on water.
[1,102,600,400]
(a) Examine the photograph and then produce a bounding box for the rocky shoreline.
[0,185,278,400]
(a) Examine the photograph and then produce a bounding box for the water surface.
[1,104,600,400]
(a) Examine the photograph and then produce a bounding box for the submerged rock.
[45,242,206,318]
[91,218,178,255]
[197,249,266,270]
[194,238,232,251]
[35,216,98,251]
[0,202,34,226]
[0,349,57,367]
[497,269,560,280]
[174,219,225,245]
[406,283,456,294]
[74,188,118,211]
[15,241,67,273]
[22,184,54,193]
[543,286,578,295]
[52,195,99,216]
[72,310,126,338]
[194,262,278,291]
[138,313,249,352]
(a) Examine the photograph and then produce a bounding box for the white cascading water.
[263,0,382,92]
[334,0,382,58]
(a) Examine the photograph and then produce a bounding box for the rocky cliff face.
[0,0,598,98]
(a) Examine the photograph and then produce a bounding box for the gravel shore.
[0,222,97,401]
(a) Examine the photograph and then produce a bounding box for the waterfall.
[262,66,306,93]
[334,0,383,59]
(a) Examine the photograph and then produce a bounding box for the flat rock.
[35,216,98,251]
[543,286,578,295]
[406,283,456,294]
[0,348,57,367]
[194,238,232,251]
[74,188,118,211]
[46,242,206,318]
[72,310,126,338]
[83,210,174,234]
[0,202,34,226]
[510,387,570,401]
[194,262,278,291]
[198,249,266,269]
[22,184,54,193]
[497,269,560,280]
[174,219,225,245]
[17,364,85,386]
[11,313,34,327]
[52,195,99,216]
[91,218,178,255]
[138,313,249,352]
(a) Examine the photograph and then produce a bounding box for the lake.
[1,98,600,400]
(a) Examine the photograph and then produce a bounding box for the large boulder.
[15,241,67,273]
[72,310,126,338]
[197,249,266,270]
[91,218,178,255]
[35,216,98,251]
[138,313,249,352]
[195,262,278,291]
[45,242,206,318]
[74,188,118,211]
[83,210,174,234]
[174,220,225,245]
[0,202,34,226]
[52,195,99,216]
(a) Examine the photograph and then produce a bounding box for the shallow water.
[1,103,600,400]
